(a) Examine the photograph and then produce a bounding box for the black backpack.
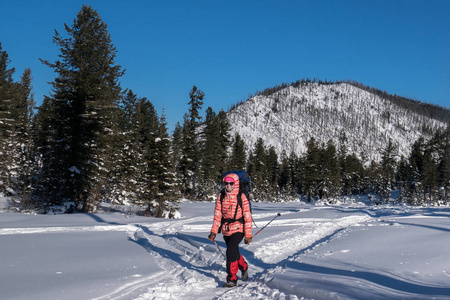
[218,171,252,232]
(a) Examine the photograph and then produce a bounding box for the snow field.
[1,199,450,299]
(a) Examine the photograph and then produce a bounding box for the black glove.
[208,232,216,241]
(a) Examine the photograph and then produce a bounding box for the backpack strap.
[218,190,244,233]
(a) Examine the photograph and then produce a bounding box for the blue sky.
[1,0,449,132]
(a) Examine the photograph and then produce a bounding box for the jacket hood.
[223,173,239,196]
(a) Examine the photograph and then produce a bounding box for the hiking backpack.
[218,171,252,231]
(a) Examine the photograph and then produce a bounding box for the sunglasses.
[224,182,234,186]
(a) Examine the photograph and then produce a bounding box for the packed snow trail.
[96,209,372,299]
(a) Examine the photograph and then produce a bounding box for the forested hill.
[227,81,449,163]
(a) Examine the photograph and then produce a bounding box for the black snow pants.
[224,232,248,282]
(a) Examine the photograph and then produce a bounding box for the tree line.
[1,5,449,217]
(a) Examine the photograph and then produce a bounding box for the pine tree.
[379,139,398,203]
[340,152,364,196]
[248,138,268,201]
[422,135,439,203]
[0,43,16,196]
[37,5,124,211]
[171,122,183,178]
[13,69,35,204]
[266,146,279,197]
[109,90,141,205]
[439,126,450,203]
[302,137,321,201]
[217,110,231,175]
[291,151,302,196]
[134,98,159,215]
[397,155,411,203]
[199,107,220,197]
[320,140,340,199]
[153,111,180,217]
[278,151,291,197]
[229,133,246,170]
[0,44,34,203]
[408,137,425,204]
[179,86,204,198]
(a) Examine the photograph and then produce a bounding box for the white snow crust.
[1,198,450,299]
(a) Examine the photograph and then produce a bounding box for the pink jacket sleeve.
[210,194,222,235]
[241,194,252,238]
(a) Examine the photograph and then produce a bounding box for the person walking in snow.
[208,173,253,287]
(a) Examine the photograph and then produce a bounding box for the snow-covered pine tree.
[153,111,180,217]
[229,133,246,171]
[217,110,231,173]
[248,137,270,201]
[38,5,124,212]
[319,140,341,199]
[198,108,231,198]
[179,86,204,198]
[266,146,279,198]
[198,107,221,198]
[301,137,322,202]
[13,69,35,205]
[171,122,183,179]
[134,98,159,215]
[441,126,450,203]
[111,90,142,205]
[379,139,398,203]
[0,45,34,202]
[0,44,16,196]
[340,152,365,196]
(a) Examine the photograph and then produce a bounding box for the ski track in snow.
[1,211,373,299]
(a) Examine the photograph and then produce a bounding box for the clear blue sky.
[1,0,449,132]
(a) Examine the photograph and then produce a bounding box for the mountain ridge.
[227,82,448,163]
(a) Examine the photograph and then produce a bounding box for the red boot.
[238,255,249,281]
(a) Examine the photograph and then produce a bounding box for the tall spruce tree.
[408,137,425,204]
[379,139,398,203]
[200,108,218,193]
[0,43,16,195]
[248,138,269,200]
[319,140,340,199]
[279,151,291,197]
[440,126,450,203]
[179,85,204,198]
[422,136,439,203]
[340,152,364,196]
[199,107,221,197]
[0,44,34,201]
[266,146,279,197]
[134,98,159,215]
[37,5,124,211]
[110,90,141,205]
[302,137,321,201]
[229,133,246,170]
[171,122,183,179]
[153,111,179,217]
[216,110,231,175]
[14,69,35,201]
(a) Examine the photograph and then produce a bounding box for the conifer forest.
[1,5,449,217]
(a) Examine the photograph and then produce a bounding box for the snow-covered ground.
[1,198,450,300]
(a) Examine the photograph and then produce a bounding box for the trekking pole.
[213,239,226,259]
[252,213,281,239]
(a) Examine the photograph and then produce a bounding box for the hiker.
[208,173,253,287]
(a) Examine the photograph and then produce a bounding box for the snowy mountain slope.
[227,82,448,162]
[2,199,450,300]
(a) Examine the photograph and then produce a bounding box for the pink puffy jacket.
[210,173,252,238]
